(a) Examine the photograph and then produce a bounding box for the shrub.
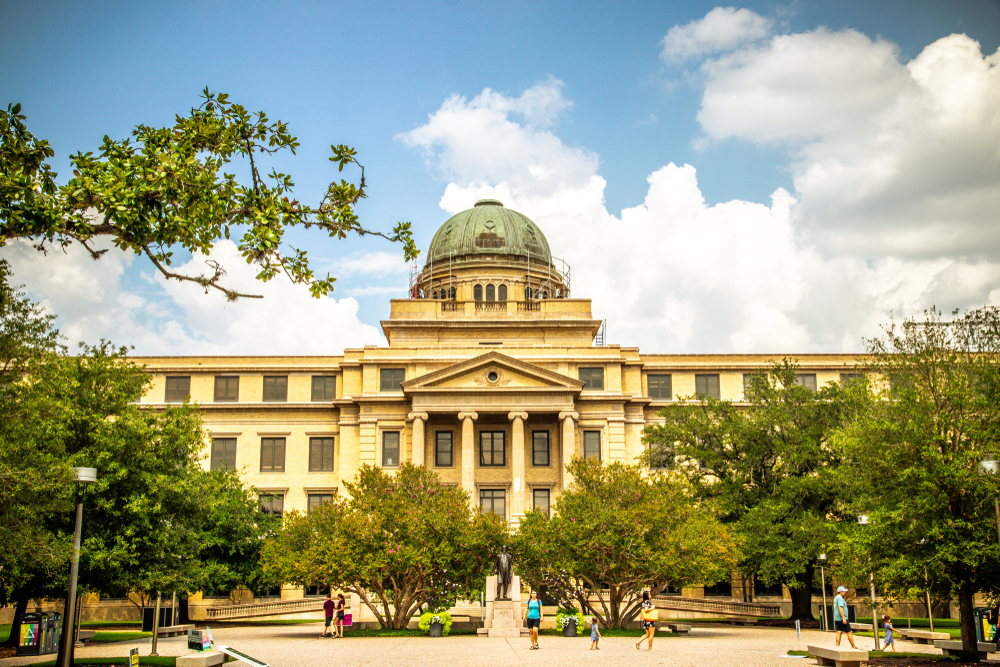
[418,610,453,636]
[555,609,584,629]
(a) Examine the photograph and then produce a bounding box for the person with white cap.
[833,586,856,648]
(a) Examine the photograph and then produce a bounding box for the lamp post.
[858,515,879,650]
[819,554,829,632]
[58,467,97,667]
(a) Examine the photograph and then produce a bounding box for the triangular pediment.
[401,352,584,393]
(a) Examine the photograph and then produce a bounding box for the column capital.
[407,411,429,422]
[458,411,479,422]
[558,411,579,422]
[507,411,529,421]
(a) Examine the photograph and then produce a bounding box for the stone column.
[559,411,579,491]
[458,411,478,505]
[508,411,528,522]
[408,412,428,466]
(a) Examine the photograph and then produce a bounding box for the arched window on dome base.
[474,284,483,301]
[498,285,507,301]
[448,286,456,300]
[485,284,495,301]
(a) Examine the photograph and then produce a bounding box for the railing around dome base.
[652,596,781,618]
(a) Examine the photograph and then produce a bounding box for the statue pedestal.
[481,575,525,638]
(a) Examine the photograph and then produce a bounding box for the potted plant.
[418,610,453,637]
[556,609,584,637]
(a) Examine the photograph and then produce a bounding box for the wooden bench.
[807,645,869,667]
[660,623,691,634]
[158,624,196,637]
[177,651,226,667]
[726,617,757,626]
[934,639,998,659]
[904,630,950,644]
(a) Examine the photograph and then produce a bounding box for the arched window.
[498,284,508,301]
[474,284,483,301]
[542,291,548,299]
[431,290,438,299]
[448,286,456,300]
[525,285,532,300]
[486,284,495,301]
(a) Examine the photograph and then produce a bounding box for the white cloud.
[661,7,772,61]
[330,250,410,276]
[401,73,1000,353]
[696,30,1000,260]
[1,239,384,355]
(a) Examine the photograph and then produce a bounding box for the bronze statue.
[494,545,513,599]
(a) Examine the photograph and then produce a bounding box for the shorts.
[526,618,540,629]
[337,611,345,620]
[642,620,656,630]
[835,620,852,633]
[324,617,333,627]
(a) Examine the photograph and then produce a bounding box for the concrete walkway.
[0,624,950,667]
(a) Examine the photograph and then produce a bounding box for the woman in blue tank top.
[523,590,543,650]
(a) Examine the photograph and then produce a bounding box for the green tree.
[641,360,856,620]
[833,307,1000,661]
[262,462,505,628]
[514,459,738,629]
[1,92,417,300]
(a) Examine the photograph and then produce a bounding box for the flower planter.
[562,622,578,637]
[429,621,443,637]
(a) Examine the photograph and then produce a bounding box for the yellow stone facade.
[135,199,862,524]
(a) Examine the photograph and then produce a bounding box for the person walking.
[523,590,543,650]
[881,615,896,652]
[334,593,346,638]
[635,591,657,652]
[833,586,857,649]
[321,593,334,638]
[590,616,602,650]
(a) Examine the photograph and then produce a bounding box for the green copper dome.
[424,199,552,266]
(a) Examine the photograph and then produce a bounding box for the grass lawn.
[91,631,153,643]
[33,658,177,666]
[857,617,961,629]
[1,625,9,643]
[82,621,143,628]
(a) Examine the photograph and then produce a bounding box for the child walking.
[590,617,601,650]
[881,615,896,652]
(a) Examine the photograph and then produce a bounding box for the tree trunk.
[788,563,816,621]
[959,581,980,662]
[0,596,29,648]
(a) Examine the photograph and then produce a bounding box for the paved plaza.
[0,624,955,667]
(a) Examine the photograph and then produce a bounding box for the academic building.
[130,199,866,617]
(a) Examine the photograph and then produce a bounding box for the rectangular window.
[533,488,550,518]
[435,431,453,467]
[579,367,604,390]
[695,374,721,399]
[259,493,283,517]
[262,376,288,402]
[532,431,550,466]
[647,374,672,399]
[308,437,335,472]
[311,376,337,401]
[380,368,405,391]
[260,437,286,472]
[794,373,817,392]
[305,585,330,597]
[841,373,863,387]
[211,438,237,471]
[583,431,601,461]
[382,431,400,467]
[214,376,239,402]
[307,494,333,514]
[479,431,505,467]
[479,489,505,518]
[165,376,191,402]
[704,581,732,597]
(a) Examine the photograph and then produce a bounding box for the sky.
[2,0,999,355]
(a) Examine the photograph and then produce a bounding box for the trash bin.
[142,607,173,632]
[822,604,856,630]
[41,612,61,654]
[16,613,44,656]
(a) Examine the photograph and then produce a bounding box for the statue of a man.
[494,545,513,599]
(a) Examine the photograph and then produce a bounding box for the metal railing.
[652,596,780,618]
[204,597,347,620]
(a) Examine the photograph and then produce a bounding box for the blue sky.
[3,1,1000,354]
